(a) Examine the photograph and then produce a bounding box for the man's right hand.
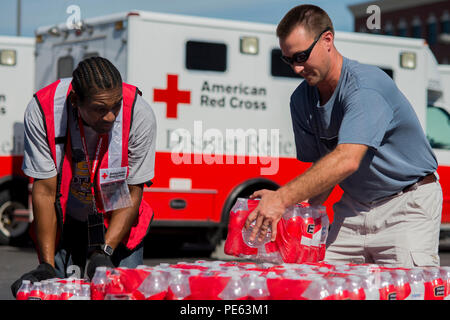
[10,262,57,298]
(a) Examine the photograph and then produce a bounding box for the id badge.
[99,167,132,211]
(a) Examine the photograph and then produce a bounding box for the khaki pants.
[325,177,443,268]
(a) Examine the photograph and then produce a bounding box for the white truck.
[1,10,449,249]
[0,36,35,245]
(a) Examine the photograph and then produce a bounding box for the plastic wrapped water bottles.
[14,259,450,301]
[225,198,328,264]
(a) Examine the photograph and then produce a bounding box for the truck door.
[53,38,106,82]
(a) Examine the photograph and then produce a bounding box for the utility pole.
[16,0,21,36]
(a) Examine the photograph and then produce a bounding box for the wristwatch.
[100,243,114,256]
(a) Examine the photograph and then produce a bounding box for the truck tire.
[0,189,29,245]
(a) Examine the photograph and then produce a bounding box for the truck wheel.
[0,189,29,245]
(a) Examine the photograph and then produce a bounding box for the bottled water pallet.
[16,260,450,300]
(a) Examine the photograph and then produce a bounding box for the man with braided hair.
[11,57,156,296]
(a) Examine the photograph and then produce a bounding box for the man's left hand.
[244,189,287,242]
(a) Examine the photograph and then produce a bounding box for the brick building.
[348,0,450,64]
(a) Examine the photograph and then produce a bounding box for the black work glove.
[86,251,115,280]
[11,262,57,298]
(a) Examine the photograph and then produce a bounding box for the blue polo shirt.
[290,57,437,203]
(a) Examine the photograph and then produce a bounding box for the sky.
[0,0,364,37]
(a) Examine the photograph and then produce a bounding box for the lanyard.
[77,111,107,192]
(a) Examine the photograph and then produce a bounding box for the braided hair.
[71,56,122,101]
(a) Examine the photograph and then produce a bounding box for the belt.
[365,172,437,205]
[401,172,437,194]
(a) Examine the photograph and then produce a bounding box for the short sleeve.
[290,95,321,163]
[338,88,393,149]
[22,97,57,179]
[127,95,157,185]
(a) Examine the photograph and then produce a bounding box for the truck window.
[426,106,450,150]
[186,41,227,72]
[270,49,303,79]
[57,56,74,79]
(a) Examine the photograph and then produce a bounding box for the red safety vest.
[32,78,153,252]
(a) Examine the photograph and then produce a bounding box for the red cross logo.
[153,74,191,119]
[102,173,108,180]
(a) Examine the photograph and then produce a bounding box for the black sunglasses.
[281,27,332,65]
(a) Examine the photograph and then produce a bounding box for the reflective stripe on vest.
[53,78,71,169]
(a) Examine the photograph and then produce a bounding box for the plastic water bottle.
[346,275,365,300]
[391,270,411,300]
[48,281,62,300]
[60,281,77,300]
[406,268,425,300]
[137,270,169,300]
[72,284,91,300]
[104,293,134,300]
[218,272,247,300]
[424,267,445,300]
[246,274,270,300]
[360,274,380,300]
[90,266,108,300]
[16,280,31,300]
[327,277,348,300]
[319,209,329,261]
[302,276,331,300]
[168,270,191,300]
[242,220,272,249]
[440,267,450,300]
[300,207,315,263]
[378,273,397,300]
[28,282,45,300]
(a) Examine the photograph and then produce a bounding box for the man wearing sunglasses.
[245,4,442,268]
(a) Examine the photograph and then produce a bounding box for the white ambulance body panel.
[0,36,35,158]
